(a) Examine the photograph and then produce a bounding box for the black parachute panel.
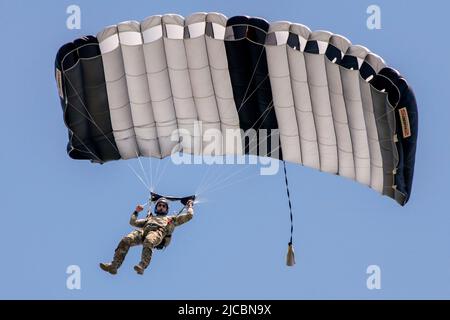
[55,36,120,163]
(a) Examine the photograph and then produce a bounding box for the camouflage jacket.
[129,207,194,235]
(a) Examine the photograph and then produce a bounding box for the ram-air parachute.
[55,12,417,206]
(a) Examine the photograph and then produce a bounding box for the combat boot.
[99,262,118,275]
[134,264,146,275]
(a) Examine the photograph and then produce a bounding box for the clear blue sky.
[0,0,449,299]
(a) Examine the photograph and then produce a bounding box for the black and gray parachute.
[55,12,418,206]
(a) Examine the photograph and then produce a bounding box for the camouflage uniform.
[108,207,194,272]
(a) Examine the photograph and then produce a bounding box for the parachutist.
[100,198,194,275]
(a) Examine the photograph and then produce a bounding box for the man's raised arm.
[129,205,147,228]
[174,200,194,226]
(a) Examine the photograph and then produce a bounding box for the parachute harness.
[142,192,195,250]
[149,192,195,215]
[283,161,296,266]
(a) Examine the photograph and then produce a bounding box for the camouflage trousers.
[111,228,166,270]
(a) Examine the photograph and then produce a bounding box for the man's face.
[156,202,168,215]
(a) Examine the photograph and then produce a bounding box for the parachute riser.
[149,192,196,216]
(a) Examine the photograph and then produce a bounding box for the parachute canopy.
[55,12,418,205]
